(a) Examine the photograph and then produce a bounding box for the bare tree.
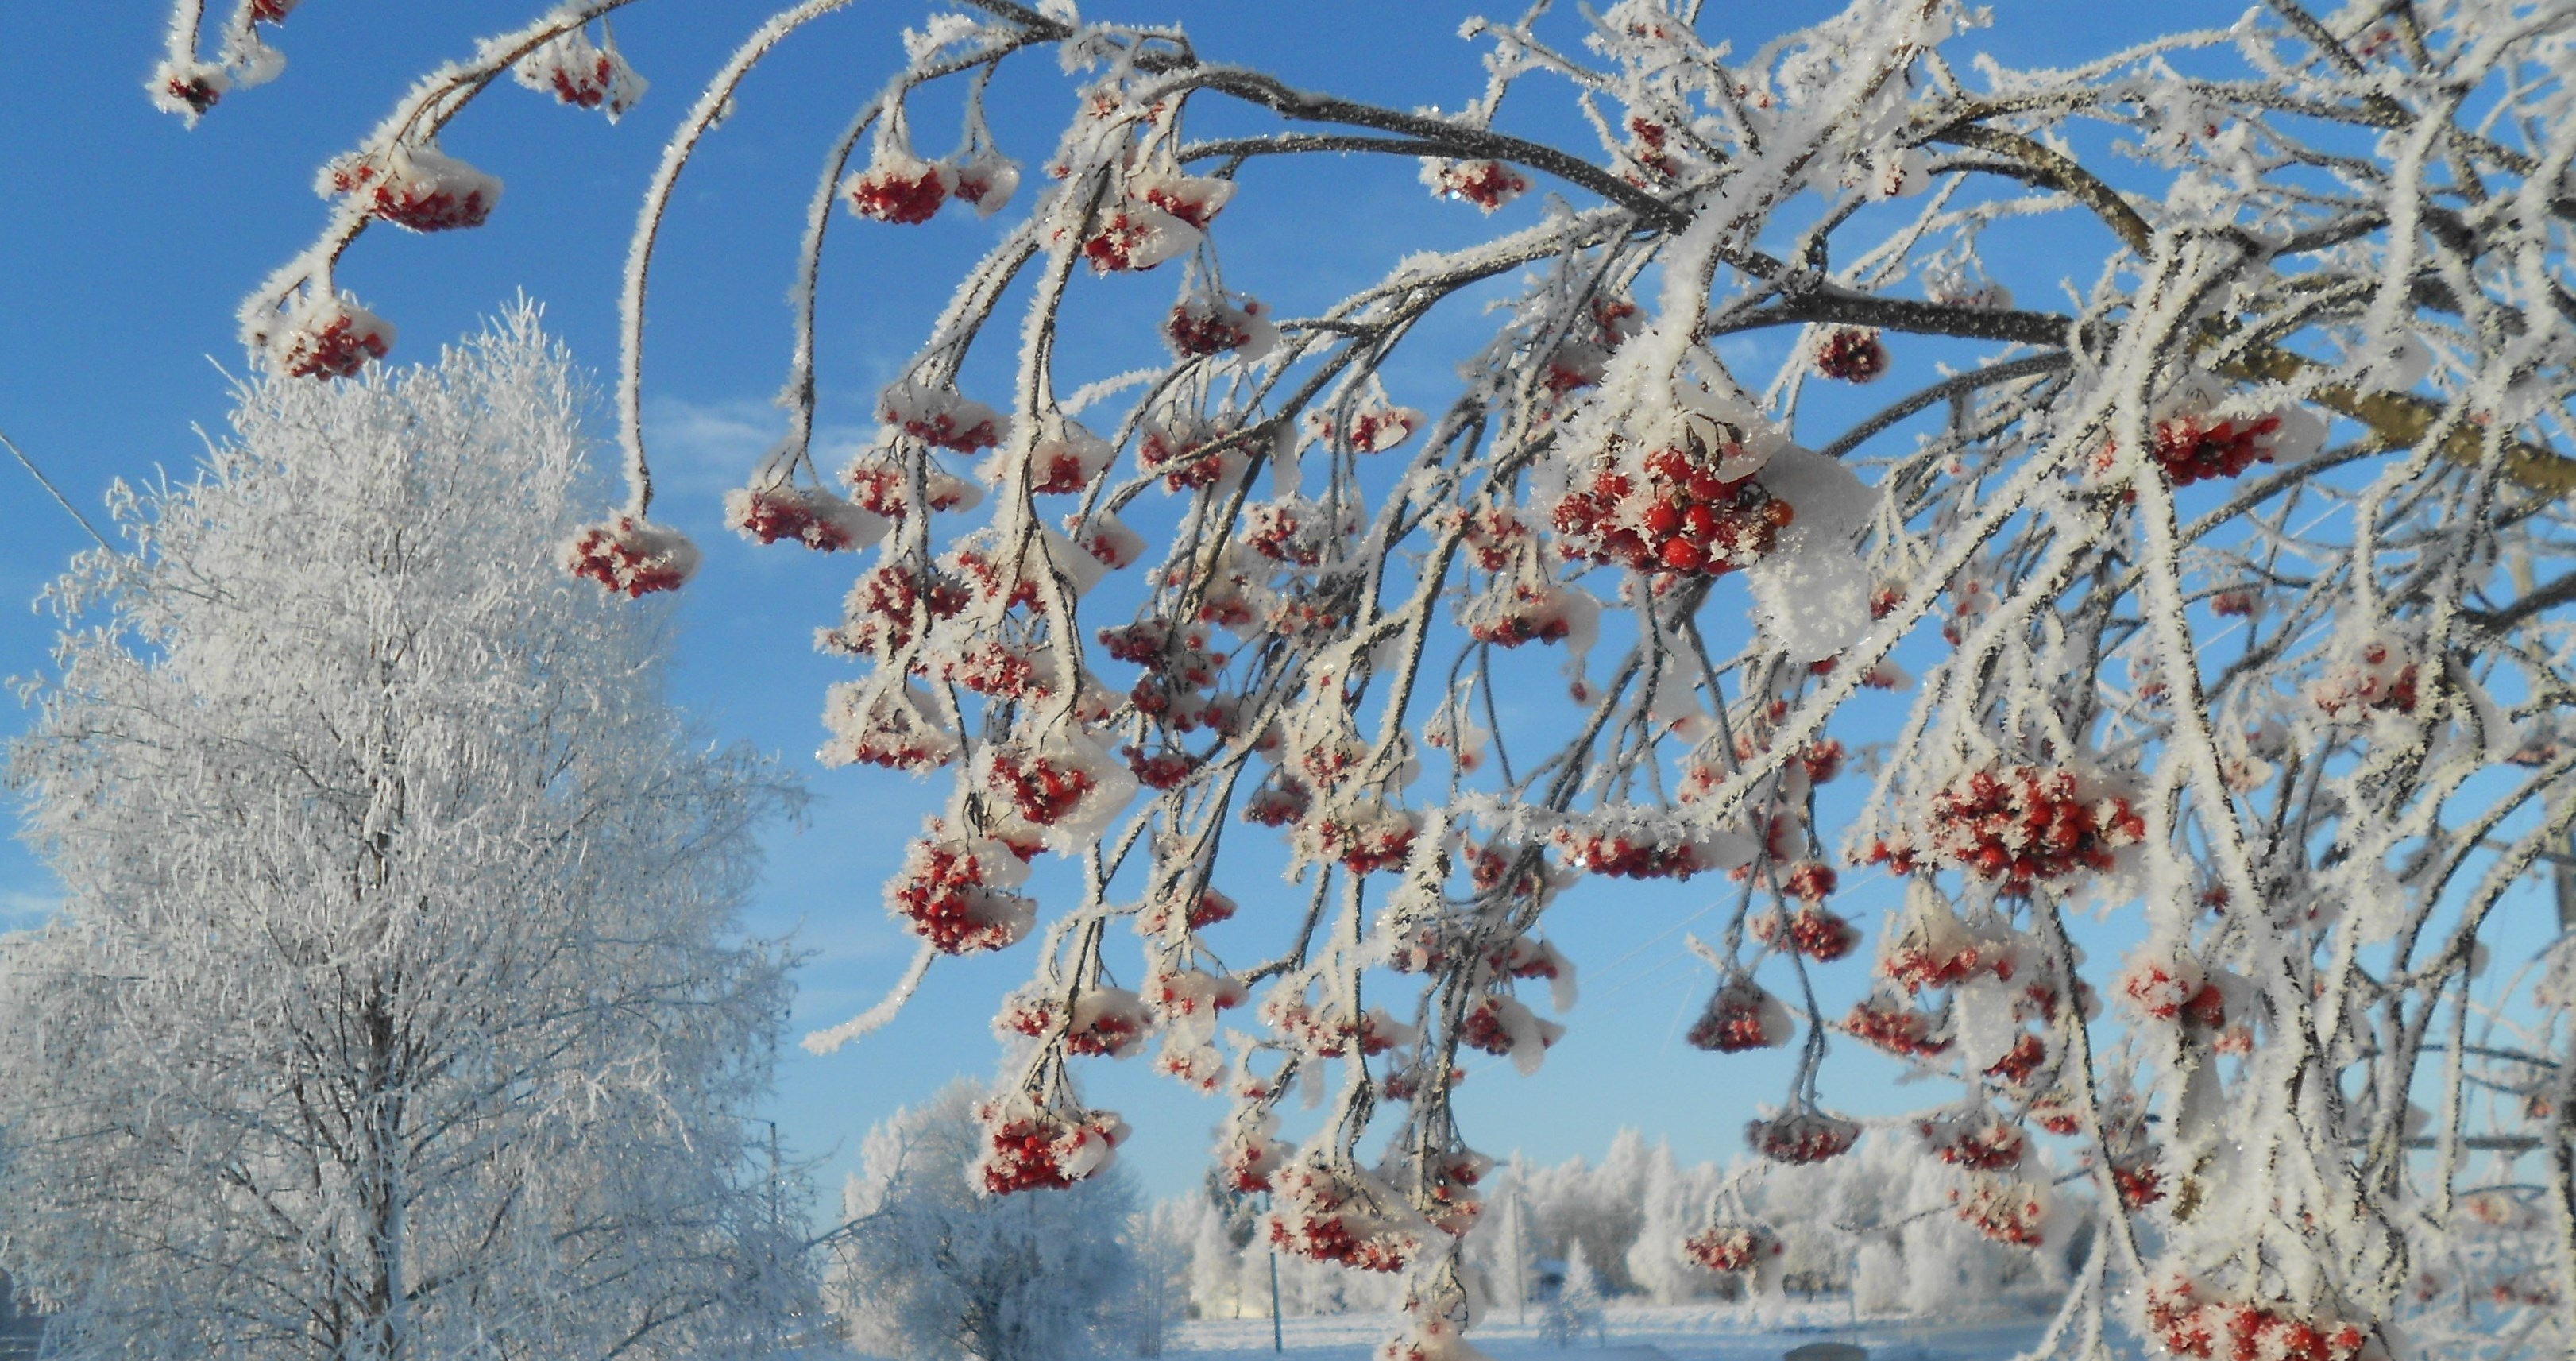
[143,4,2576,1360]
[0,309,807,1360]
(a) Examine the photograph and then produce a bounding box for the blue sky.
[3,1,2311,1217]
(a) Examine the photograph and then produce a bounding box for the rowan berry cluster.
[885,828,1036,955]
[1952,1178,2049,1246]
[1873,765,2145,889]
[561,516,699,597]
[2151,413,2281,486]
[1554,439,1794,575]
[1843,993,1952,1060]
[2144,1276,2377,1361]
[1809,326,1889,382]
[1792,903,1864,961]
[1919,1111,2026,1171]
[1682,1224,1781,1274]
[1686,977,1791,1053]
[1268,1162,1417,1272]
[1421,158,1529,211]
[723,485,882,551]
[324,145,503,233]
[1746,1110,1859,1164]
[971,1092,1126,1194]
[818,680,956,772]
[274,300,396,380]
[1164,293,1276,358]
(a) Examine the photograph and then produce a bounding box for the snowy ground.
[1169,1301,2095,1361]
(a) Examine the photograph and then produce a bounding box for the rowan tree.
[143,3,2576,1360]
[0,310,807,1361]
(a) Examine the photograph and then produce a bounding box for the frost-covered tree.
[1539,1243,1605,1350]
[1124,1197,1199,1353]
[0,309,805,1360]
[145,3,2576,1360]
[830,1079,1137,1361]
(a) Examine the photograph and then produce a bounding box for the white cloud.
[639,394,881,500]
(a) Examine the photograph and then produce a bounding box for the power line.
[1,428,110,551]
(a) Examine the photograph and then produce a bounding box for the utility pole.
[1265,1192,1283,1352]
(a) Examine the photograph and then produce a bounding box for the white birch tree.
[0,308,808,1361]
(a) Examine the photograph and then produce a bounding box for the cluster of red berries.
[1242,775,1313,828]
[1844,996,1952,1060]
[2144,1276,2374,1361]
[277,304,396,380]
[2116,953,2228,1028]
[2312,638,2420,717]
[327,146,502,233]
[983,747,1099,829]
[1952,1179,2049,1246]
[1124,746,1200,790]
[1756,903,1859,962]
[1688,978,1791,1053]
[2151,413,2281,487]
[1920,1112,2026,1171]
[160,65,226,116]
[942,640,1055,702]
[524,33,641,115]
[1554,441,1795,576]
[1062,988,1154,1058]
[887,832,1035,954]
[973,1094,1126,1194]
[880,384,1006,453]
[820,681,956,772]
[1552,823,1721,880]
[562,516,697,597]
[1459,996,1560,1061]
[1623,116,1682,184]
[1984,1033,2049,1088]
[1245,498,1339,567]
[1143,966,1246,1022]
[1799,740,1848,783]
[1682,1224,1781,1274]
[848,154,955,223]
[841,451,982,523]
[1427,159,1530,211]
[1137,416,1244,492]
[819,564,967,659]
[845,149,1017,225]
[1269,1162,1415,1272]
[724,485,880,551]
[1810,327,1890,383]
[1409,1149,1493,1237]
[1306,401,1423,454]
[1263,998,1406,1059]
[1747,1110,1859,1164]
[1219,1117,1292,1193]
[1454,506,1532,570]
[2112,1158,2165,1209]
[1875,766,2146,889]
[1300,802,1422,875]
[1139,884,1236,937]
[1463,583,1587,648]
[1166,295,1274,358]
[1874,900,2015,994]
[1073,172,1230,272]
[1102,617,1229,730]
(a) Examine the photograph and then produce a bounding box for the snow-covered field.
[1169,1302,2080,1361]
